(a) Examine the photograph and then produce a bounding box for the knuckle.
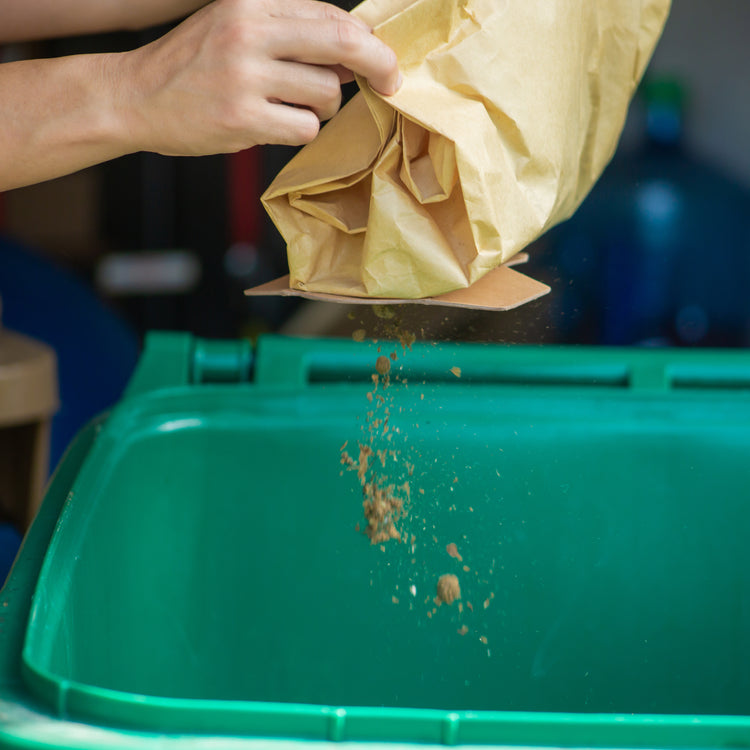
[333,19,360,53]
[384,46,398,71]
[217,100,247,132]
[319,71,341,102]
[320,2,345,22]
[295,114,320,144]
[218,16,266,52]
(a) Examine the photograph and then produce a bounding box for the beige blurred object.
[261,0,671,302]
[4,168,101,261]
[0,301,58,531]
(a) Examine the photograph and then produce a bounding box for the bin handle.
[253,336,634,388]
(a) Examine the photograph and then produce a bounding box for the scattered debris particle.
[376,355,391,376]
[436,574,461,605]
[450,367,462,378]
[372,305,396,320]
[446,542,463,562]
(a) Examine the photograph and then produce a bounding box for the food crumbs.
[479,635,488,645]
[376,356,391,376]
[392,596,399,604]
[457,625,469,636]
[462,565,470,572]
[436,574,461,605]
[458,603,464,613]
[446,542,463,562]
[427,611,433,619]
[352,329,367,342]
[450,366,462,378]
[372,305,396,320]
[467,602,474,612]
[483,599,490,609]
[390,351,397,361]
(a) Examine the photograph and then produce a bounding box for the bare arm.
[0,54,129,191]
[0,0,400,192]
[0,0,210,42]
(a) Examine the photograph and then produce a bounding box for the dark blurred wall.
[621,1,750,188]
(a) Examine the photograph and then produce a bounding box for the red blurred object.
[228,148,262,246]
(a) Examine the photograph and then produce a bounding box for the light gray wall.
[627,0,750,187]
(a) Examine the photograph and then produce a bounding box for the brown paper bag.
[261,0,670,301]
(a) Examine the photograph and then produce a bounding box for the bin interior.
[23,379,750,720]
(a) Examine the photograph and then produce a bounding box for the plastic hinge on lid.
[192,339,253,384]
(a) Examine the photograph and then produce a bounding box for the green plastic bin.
[2,333,750,749]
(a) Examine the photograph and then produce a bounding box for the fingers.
[268,17,401,97]
[258,100,321,146]
[330,64,355,85]
[267,61,342,122]
[268,0,371,33]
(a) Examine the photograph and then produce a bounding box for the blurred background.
[1,0,749,472]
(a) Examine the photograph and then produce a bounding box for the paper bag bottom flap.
[245,263,550,312]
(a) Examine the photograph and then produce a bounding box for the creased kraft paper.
[262,0,671,300]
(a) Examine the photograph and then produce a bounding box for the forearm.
[0,0,210,43]
[0,0,401,191]
[0,54,133,191]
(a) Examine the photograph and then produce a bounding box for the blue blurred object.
[0,237,140,468]
[545,77,750,347]
[0,523,21,585]
[0,239,139,583]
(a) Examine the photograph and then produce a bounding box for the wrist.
[98,50,149,155]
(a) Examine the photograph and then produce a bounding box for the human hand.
[116,0,401,154]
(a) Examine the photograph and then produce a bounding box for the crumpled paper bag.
[261,0,670,300]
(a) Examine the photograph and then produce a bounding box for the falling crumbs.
[446,542,463,562]
[341,315,418,546]
[343,310,497,644]
[436,574,461,605]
